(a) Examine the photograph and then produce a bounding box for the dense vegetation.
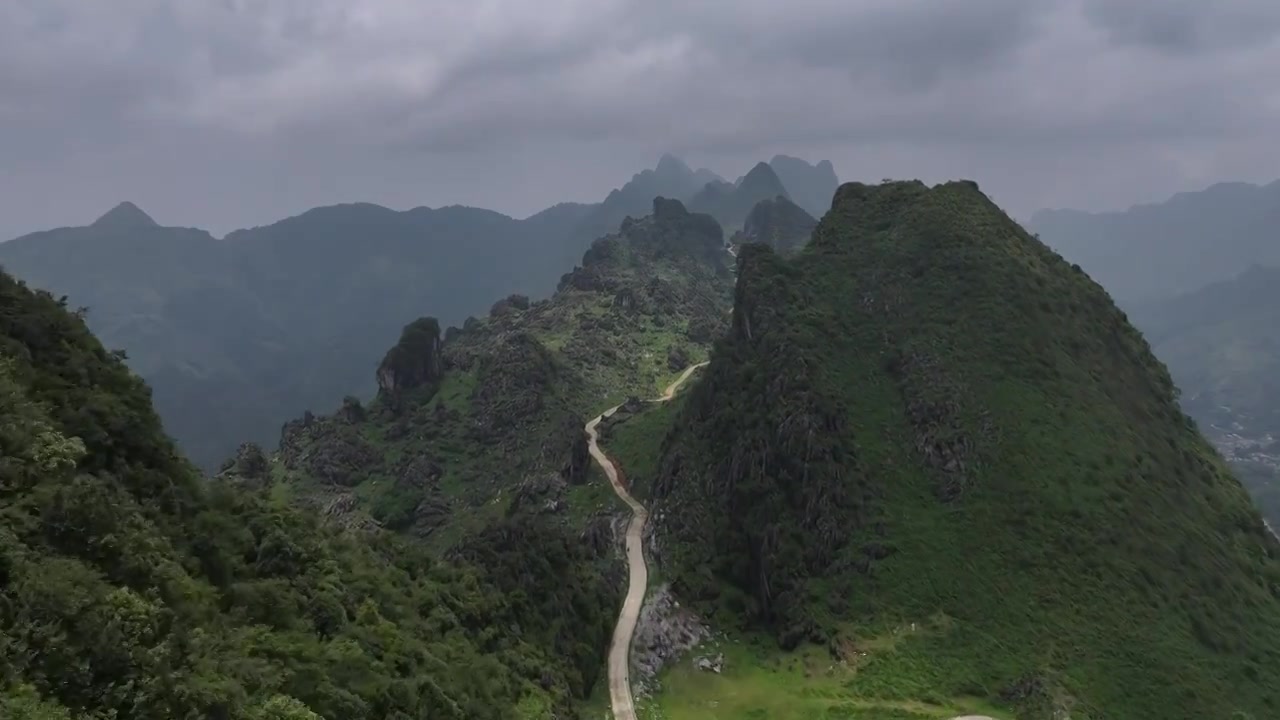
[651,180,1280,719]
[0,270,616,719]
[0,156,833,472]
[272,197,735,548]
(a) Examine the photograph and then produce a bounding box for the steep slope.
[767,155,839,218]
[1029,179,1280,304]
[1129,265,1280,523]
[689,162,792,233]
[272,198,735,546]
[0,269,615,718]
[731,195,818,255]
[650,180,1280,719]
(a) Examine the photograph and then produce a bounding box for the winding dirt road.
[585,362,708,720]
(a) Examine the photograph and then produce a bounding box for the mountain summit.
[651,179,1280,718]
[768,154,839,217]
[90,201,158,230]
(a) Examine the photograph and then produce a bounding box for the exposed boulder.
[631,584,712,684]
[337,395,366,423]
[490,294,531,317]
[377,317,444,406]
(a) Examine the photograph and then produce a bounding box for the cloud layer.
[2,0,1278,237]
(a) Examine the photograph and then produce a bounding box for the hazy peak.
[655,153,693,176]
[92,201,158,230]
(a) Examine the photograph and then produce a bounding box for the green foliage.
[652,180,1280,719]
[275,198,735,546]
[0,270,611,719]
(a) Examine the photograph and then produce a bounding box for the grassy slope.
[649,181,1280,719]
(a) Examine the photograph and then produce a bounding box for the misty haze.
[2,2,1279,720]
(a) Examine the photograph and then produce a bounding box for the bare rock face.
[630,584,711,688]
[560,426,592,486]
[489,294,530,317]
[377,317,444,404]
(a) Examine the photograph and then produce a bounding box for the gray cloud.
[1082,0,1280,54]
[1,0,1278,239]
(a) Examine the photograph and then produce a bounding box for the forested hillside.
[0,269,614,719]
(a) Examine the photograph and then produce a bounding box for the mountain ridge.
[0,154,831,472]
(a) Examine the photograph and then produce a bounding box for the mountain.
[1129,264,1280,522]
[0,267,616,718]
[1029,179,1280,305]
[731,195,817,255]
[0,154,831,472]
[90,200,160,230]
[573,154,724,242]
[767,154,839,217]
[0,201,587,471]
[269,197,735,545]
[641,180,1280,718]
[688,162,791,232]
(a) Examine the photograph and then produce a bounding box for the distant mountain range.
[1030,179,1280,305]
[0,154,838,470]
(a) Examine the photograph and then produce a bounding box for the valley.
[6,175,1280,720]
[9,6,1280,719]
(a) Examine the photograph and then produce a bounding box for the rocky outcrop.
[468,333,559,445]
[337,395,366,423]
[217,441,271,485]
[561,428,592,486]
[490,294,531,317]
[280,416,379,488]
[377,317,444,404]
[630,584,711,687]
[883,347,993,503]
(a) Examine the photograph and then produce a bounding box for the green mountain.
[731,195,817,255]
[0,155,821,473]
[269,197,735,546]
[689,162,792,233]
[766,155,839,218]
[641,180,1280,718]
[0,268,616,719]
[1030,179,1280,305]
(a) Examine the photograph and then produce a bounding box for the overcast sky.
[2,0,1278,239]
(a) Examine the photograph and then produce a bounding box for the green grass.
[603,395,685,501]
[566,464,628,525]
[640,633,1011,720]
